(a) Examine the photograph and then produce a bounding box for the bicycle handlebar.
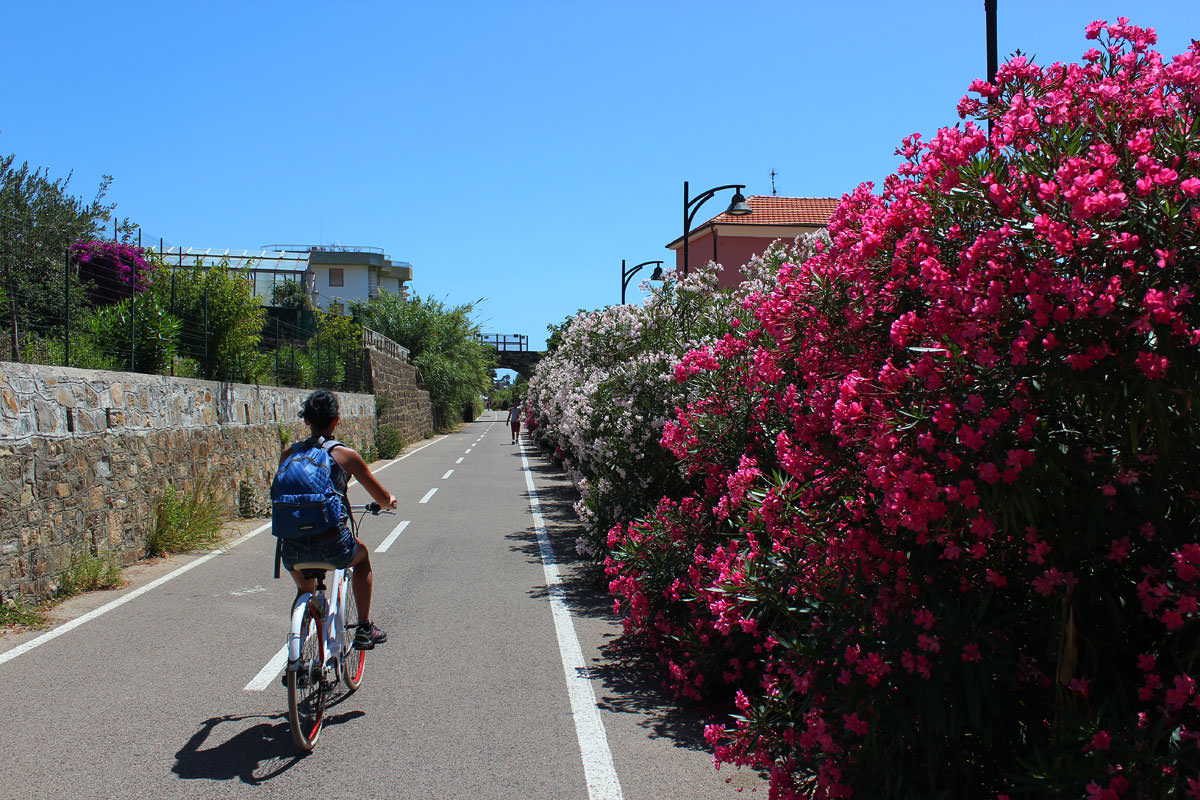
[349,502,396,515]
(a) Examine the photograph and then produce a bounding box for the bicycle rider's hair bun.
[300,390,339,428]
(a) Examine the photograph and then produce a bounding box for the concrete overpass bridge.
[478,334,543,380]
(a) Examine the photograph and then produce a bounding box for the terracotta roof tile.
[707,195,840,226]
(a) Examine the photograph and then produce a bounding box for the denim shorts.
[281,525,358,571]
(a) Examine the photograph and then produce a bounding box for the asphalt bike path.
[0,410,766,799]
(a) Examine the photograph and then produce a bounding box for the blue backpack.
[270,438,346,539]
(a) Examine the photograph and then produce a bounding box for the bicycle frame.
[284,503,388,750]
[286,503,375,679]
[286,566,352,683]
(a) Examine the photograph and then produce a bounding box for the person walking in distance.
[278,390,397,648]
[506,402,522,444]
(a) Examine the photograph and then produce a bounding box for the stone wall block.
[0,359,415,600]
[49,543,73,576]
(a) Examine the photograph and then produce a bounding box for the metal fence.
[477,333,528,352]
[0,234,378,394]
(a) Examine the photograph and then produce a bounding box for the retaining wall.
[367,348,433,445]
[0,362,375,599]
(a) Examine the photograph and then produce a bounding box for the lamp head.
[725,189,752,216]
[650,265,664,280]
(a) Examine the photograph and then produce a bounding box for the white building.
[159,245,413,312]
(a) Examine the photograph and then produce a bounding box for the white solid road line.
[0,522,274,667]
[376,520,411,553]
[419,488,438,504]
[520,446,624,800]
[245,644,289,691]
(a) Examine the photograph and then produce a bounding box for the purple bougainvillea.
[70,239,153,304]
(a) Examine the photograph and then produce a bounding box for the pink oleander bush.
[606,21,1200,798]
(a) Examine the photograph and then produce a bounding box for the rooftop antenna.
[769,169,778,196]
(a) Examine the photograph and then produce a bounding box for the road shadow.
[173,699,366,784]
[510,446,717,756]
[588,637,713,751]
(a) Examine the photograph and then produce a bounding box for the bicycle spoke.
[341,569,366,691]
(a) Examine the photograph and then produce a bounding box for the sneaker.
[353,621,387,650]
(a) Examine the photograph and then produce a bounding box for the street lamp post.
[621,259,664,304]
[682,180,752,277]
[985,0,998,138]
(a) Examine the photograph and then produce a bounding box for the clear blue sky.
[3,1,1198,351]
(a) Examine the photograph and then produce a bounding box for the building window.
[329,268,344,287]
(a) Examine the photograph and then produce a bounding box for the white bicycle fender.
[287,593,315,663]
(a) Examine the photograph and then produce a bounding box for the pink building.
[666,195,840,290]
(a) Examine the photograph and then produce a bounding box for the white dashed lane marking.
[376,520,411,553]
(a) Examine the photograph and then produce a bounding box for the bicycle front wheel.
[287,604,326,751]
[341,569,365,691]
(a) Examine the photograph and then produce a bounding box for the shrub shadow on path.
[509,445,715,754]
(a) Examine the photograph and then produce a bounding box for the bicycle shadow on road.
[172,705,365,784]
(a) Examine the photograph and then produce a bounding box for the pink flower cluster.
[70,239,154,305]
[605,21,1200,798]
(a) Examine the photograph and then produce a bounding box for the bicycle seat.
[292,561,338,572]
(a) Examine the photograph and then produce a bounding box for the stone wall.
[0,362,375,599]
[366,345,433,446]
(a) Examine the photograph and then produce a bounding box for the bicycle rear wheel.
[287,604,326,751]
[341,569,365,691]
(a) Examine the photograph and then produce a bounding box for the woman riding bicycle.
[280,390,397,649]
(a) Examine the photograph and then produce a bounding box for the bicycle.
[285,501,393,751]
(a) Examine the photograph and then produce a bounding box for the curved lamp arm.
[682,181,751,277]
[621,259,665,304]
[685,183,747,231]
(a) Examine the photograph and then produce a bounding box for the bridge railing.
[477,333,528,352]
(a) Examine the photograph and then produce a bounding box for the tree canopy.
[353,292,495,423]
[0,154,129,357]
